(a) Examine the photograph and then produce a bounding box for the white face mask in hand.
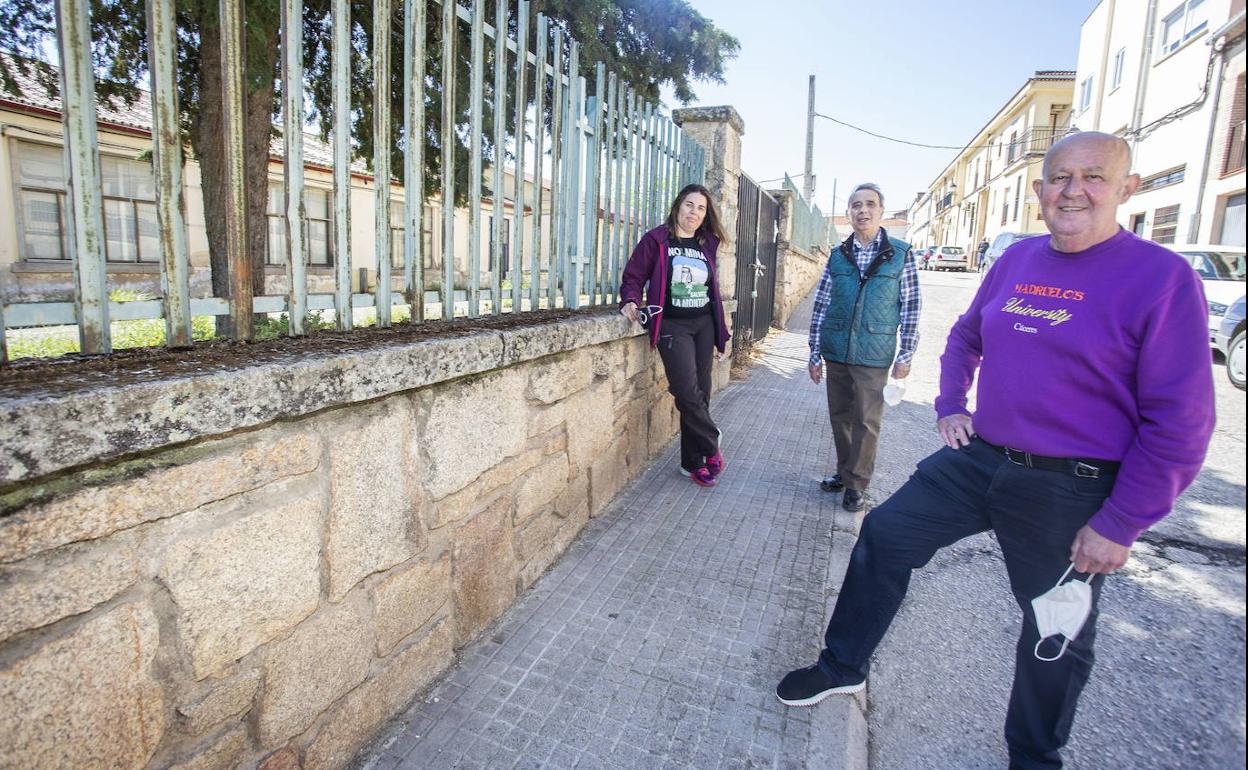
[1030,563,1093,662]
[882,379,905,407]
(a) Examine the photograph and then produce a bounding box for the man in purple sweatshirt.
[776,132,1216,769]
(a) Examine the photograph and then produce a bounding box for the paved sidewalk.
[354,294,868,770]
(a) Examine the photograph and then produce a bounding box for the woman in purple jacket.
[619,184,732,487]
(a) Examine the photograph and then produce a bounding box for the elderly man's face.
[1033,134,1139,247]
[848,189,884,237]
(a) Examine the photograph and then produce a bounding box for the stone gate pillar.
[672,106,744,385]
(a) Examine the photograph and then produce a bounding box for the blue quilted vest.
[819,233,909,368]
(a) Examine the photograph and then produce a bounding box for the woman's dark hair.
[664,184,728,243]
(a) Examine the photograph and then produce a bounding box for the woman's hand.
[714,349,726,361]
[620,302,640,324]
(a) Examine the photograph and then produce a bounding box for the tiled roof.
[0,53,367,174]
[0,52,153,132]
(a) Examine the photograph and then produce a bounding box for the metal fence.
[780,174,830,254]
[733,174,779,347]
[0,0,705,360]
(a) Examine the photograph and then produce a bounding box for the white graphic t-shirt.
[665,236,711,318]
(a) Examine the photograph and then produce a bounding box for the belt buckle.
[1074,462,1101,479]
[1005,447,1032,468]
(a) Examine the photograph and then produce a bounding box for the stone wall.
[774,245,825,329]
[0,313,687,770]
[769,187,829,330]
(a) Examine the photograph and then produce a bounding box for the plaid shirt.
[807,228,922,367]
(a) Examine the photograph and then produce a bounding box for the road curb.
[804,494,871,769]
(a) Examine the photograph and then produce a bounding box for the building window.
[424,204,436,269]
[1151,204,1180,244]
[1138,165,1186,192]
[1001,187,1010,226]
[14,140,159,263]
[1160,0,1207,56]
[266,184,333,267]
[1223,75,1245,175]
[1013,185,1022,222]
[1130,213,1147,236]
[1218,193,1245,247]
[488,214,512,276]
[1111,48,1126,91]
[1078,76,1094,112]
[389,200,404,271]
[387,201,436,271]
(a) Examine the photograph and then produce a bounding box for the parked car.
[931,245,967,271]
[981,231,1036,272]
[1214,295,1245,390]
[911,246,933,269]
[1169,244,1247,350]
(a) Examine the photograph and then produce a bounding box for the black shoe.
[842,488,865,512]
[776,664,865,706]
[820,474,844,492]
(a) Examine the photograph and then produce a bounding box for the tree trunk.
[190,13,278,338]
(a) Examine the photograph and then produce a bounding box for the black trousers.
[656,313,720,471]
[818,438,1115,770]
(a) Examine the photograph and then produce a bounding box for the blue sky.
[662,0,1098,216]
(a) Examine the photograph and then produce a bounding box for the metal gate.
[733,174,780,346]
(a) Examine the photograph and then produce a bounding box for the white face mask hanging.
[1030,563,1094,662]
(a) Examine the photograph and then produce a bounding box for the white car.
[1171,245,1247,349]
[931,246,967,271]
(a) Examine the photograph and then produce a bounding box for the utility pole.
[804,75,815,202]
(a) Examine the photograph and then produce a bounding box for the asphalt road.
[858,269,1246,770]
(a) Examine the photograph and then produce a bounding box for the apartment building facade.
[911,71,1074,263]
[1073,0,1245,246]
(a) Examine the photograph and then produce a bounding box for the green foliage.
[253,312,336,341]
[7,315,217,360]
[531,0,739,104]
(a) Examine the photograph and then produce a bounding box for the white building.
[1074,0,1245,245]
[914,71,1075,264]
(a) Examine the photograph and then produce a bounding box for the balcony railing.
[1007,126,1069,166]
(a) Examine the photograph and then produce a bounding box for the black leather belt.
[980,439,1120,478]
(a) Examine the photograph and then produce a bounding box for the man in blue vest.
[808,183,921,512]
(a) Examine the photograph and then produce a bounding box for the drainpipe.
[1129,0,1160,155]
[1189,23,1240,242]
[1092,0,1117,129]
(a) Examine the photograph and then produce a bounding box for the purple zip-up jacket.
[618,226,732,353]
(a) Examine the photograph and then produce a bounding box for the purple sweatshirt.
[936,229,1216,546]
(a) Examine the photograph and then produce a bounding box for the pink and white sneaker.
[705,451,726,478]
[679,466,717,487]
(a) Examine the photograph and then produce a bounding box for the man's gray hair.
[850,182,884,208]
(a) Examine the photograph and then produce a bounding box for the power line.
[813,111,998,151]
[755,173,805,185]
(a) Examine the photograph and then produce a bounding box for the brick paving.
[354,294,864,770]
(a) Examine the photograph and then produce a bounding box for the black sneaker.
[776,664,865,706]
[842,488,865,512]
[820,474,844,492]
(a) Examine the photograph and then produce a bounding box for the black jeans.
[818,437,1115,770]
[656,313,720,471]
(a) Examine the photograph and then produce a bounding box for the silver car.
[1214,295,1245,391]
[981,232,1036,272]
